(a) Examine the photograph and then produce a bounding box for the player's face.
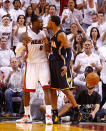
[47,18,53,30]
[38,18,43,30]
[32,18,43,30]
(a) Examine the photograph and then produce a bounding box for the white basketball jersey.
[27,29,48,64]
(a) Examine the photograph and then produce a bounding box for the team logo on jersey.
[31,40,43,44]
[51,41,57,48]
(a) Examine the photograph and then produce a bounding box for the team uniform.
[24,28,50,92]
[49,29,71,90]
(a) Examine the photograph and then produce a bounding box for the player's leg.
[51,89,59,123]
[16,63,37,123]
[39,62,52,124]
[62,89,81,124]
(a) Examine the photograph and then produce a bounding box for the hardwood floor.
[0,122,106,131]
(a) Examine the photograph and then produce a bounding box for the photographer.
[76,72,101,121]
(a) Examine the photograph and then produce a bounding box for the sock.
[52,110,58,116]
[45,105,53,124]
[24,106,30,116]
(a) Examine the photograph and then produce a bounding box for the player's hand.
[61,66,67,77]
[40,37,49,45]
[77,64,82,69]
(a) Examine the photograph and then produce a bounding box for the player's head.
[47,15,60,29]
[31,14,43,30]
[85,66,93,78]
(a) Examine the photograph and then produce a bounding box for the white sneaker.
[16,115,32,123]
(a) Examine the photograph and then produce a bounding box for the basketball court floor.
[0,121,106,131]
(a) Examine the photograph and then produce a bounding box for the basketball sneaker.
[72,108,81,124]
[52,110,59,124]
[16,115,32,123]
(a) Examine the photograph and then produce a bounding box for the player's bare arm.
[57,32,72,77]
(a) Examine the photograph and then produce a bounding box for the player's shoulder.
[39,30,46,37]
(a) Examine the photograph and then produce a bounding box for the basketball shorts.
[50,58,71,90]
[24,61,50,92]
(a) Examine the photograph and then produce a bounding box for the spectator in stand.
[86,12,106,38]
[97,11,106,36]
[42,5,57,38]
[0,0,2,8]
[41,4,50,28]
[34,0,48,17]
[2,57,24,117]
[97,0,104,11]
[11,0,25,24]
[76,0,83,10]
[86,13,98,38]
[0,37,15,67]
[0,15,13,49]
[49,5,57,16]
[89,27,102,54]
[0,0,13,24]
[72,33,84,59]
[20,0,31,11]
[13,15,27,51]
[49,0,60,16]
[82,0,98,31]
[25,5,35,27]
[31,0,39,11]
[73,40,102,80]
[61,0,83,34]
[99,0,106,21]
[73,40,102,92]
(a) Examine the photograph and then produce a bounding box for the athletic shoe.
[71,109,81,124]
[16,115,32,123]
[52,114,59,124]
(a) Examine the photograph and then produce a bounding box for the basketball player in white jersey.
[16,14,52,123]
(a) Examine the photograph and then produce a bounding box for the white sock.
[45,105,53,124]
[24,106,30,116]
